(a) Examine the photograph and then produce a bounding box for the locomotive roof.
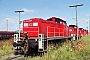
[69,25,77,28]
[79,28,83,29]
[47,17,66,23]
[69,25,76,27]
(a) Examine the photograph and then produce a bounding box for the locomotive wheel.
[19,50,24,55]
[14,50,18,55]
[39,52,44,57]
[13,42,17,47]
[24,53,28,57]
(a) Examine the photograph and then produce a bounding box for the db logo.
[29,23,32,26]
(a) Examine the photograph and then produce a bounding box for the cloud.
[15,8,37,14]
[86,13,90,16]
[21,8,37,14]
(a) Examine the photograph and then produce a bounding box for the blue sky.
[0,0,90,31]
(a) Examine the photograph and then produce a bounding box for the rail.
[0,52,25,60]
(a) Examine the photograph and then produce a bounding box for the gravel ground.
[0,55,25,60]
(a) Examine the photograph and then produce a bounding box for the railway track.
[0,55,25,60]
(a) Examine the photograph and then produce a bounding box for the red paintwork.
[69,25,76,36]
[86,30,88,35]
[22,17,68,38]
[83,29,88,36]
[78,28,84,36]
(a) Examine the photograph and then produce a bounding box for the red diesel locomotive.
[22,17,69,37]
[13,17,88,56]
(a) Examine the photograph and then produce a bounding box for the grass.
[0,38,14,58]
[0,35,90,60]
[26,35,90,60]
